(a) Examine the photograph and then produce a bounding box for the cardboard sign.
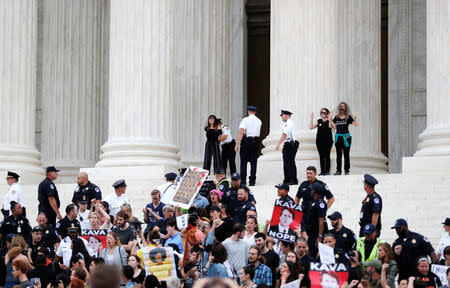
[80,229,108,256]
[171,166,209,209]
[268,199,303,243]
[142,246,176,281]
[431,264,449,286]
[310,262,348,288]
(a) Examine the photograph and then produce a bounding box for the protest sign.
[319,243,336,264]
[171,166,209,209]
[281,279,300,288]
[176,214,188,229]
[268,199,303,243]
[80,229,108,256]
[431,264,449,286]
[310,262,348,288]
[142,246,176,281]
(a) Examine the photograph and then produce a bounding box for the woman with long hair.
[206,243,228,277]
[310,108,334,175]
[203,115,223,173]
[121,204,142,233]
[331,102,358,175]
[239,265,257,288]
[71,237,92,268]
[128,255,146,284]
[5,236,32,288]
[91,201,112,229]
[243,217,258,247]
[278,261,300,288]
[378,243,398,288]
[98,232,127,268]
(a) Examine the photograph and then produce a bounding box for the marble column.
[0,0,43,182]
[40,0,104,181]
[258,0,339,183]
[414,0,450,157]
[95,0,181,170]
[173,0,230,168]
[337,0,388,172]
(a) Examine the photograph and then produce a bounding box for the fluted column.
[173,0,230,167]
[96,0,181,169]
[258,1,339,183]
[0,0,43,182]
[41,0,103,181]
[337,0,388,172]
[414,0,450,156]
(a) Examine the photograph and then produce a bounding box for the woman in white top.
[243,216,258,247]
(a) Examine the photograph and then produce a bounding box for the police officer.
[233,186,256,225]
[38,166,62,226]
[276,110,299,185]
[359,174,382,237]
[36,212,59,255]
[3,171,25,217]
[222,173,256,218]
[27,226,49,262]
[104,179,130,217]
[356,223,384,265]
[56,204,81,239]
[305,182,328,258]
[322,233,350,266]
[235,106,262,186]
[391,218,438,279]
[275,183,294,203]
[215,168,232,194]
[295,166,334,232]
[327,211,357,253]
[219,120,237,174]
[72,172,102,210]
[0,201,31,247]
[159,172,177,204]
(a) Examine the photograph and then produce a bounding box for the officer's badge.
[242,205,246,209]
[335,254,339,258]
[366,198,370,203]
[86,187,89,190]
[50,184,55,189]
[302,188,306,191]
[45,230,49,234]
[19,220,23,224]
[343,233,347,238]
[312,203,315,206]
[412,239,417,244]
[374,198,380,204]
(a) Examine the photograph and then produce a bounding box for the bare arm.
[276,133,287,150]
[310,112,318,129]
[48,197,62,219]
[352,111,359,127]
[326,197,334,209]
[429,251,438,263]
[234,128,245,152]
[372,212,380,227]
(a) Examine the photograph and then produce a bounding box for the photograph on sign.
[171,166,209,209]
[80,229,108,257]
[310,262,348,288]
[268,199,303,243]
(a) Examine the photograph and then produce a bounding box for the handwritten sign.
[431,264,449,286]
[171,166,209,209]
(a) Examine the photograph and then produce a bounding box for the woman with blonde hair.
[98,232,128,268]
[5,235,33,288]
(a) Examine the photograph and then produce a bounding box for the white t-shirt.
[243,233,256,247]
[77,209,91,230]
[281,118,297,143]
[221,125,233,145]
[239,114,262,137]
[56,236,95,267]
[3,182,25,213]
[104,193,130,217]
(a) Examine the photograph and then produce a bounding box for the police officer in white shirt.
[235,106,262,186]
[104,179,130,217]
[3,171,25,217]
[158,173,177,204]
[276,110,299,185]
[55,224,95,267]
[219,120,237,174]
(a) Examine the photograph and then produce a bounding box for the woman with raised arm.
[203,115,223,173]
[310,108,334,175]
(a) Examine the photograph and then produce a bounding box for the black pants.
[307,233,319,259]
[221,140,237,174]
[42,209,56,226]
[282,141,298,183]
[335,137,351,172]
[203,140,222,173]
[240,137,259,185]
[316,141,332,174]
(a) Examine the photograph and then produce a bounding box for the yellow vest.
[356,237,384,264]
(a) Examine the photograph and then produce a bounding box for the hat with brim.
[46,166,60,173]
[280,110,293,116]
[391,218,408,229]
[6,171,20,180]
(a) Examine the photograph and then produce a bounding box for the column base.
[0,144,43,184]
[414,128,450,157]
[403,155,450,174]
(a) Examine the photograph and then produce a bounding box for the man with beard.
[254,233,279,287]
[56,204,81,239]
[222,173,256,218]
[248,246,272,286]
[392,218,437,279]
[55,225,94,268]
[355,224,384,264]
[36,212,59,255]
[27,226,49,261]
[112,211,137,253]
[233,187,256,225]
[328,211,357,253]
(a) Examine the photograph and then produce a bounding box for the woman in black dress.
[330,102,358,175]
[310,108,333,175]
[203,115,222,173]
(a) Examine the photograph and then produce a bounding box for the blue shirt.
[145,202,165,227]
[193,195,209,208]
[253,262,272,286]
[208,262,228,278]
[164,232,183,253]
[125,281,136,288]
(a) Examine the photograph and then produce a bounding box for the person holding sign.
[275,183,294,204]
[269,208,297,242]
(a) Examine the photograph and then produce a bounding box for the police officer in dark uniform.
[327,211,357,253]
[233,186,256,225]
[215,168,232,194]
[222,173,256,218]
[72,172,102,210]
[391,218,438,279]
[296,166,334,232]
[55,204,80,239]
[38,166,62,226]
[359,174,382,237]
[36,212,59,256]
[27,226,49,262]
[0,201,31,247]
[275,183,294,203]
[322,233,350,266]
[305,182,328,258]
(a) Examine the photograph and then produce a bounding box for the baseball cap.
[391,218,408,229]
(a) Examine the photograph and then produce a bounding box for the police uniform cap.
[32,226,43,232]
[6,171,20,179]
[366,259,382,270]
[311,182,324,194]
[363,174,378,186]
[214,168,226,175]
[165,173,177,181]
[46,166,60,173]
[391,218,408,229]
[67,224,78,232]
[363,223,376,235]
[280,110,293,116]
[327,211,342,220]
[231,173,241,180]
[442,218,450,226]
[275,183,290,191]
[6,234,15,242]
[247,106,257,112]
[112,179,127,188]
